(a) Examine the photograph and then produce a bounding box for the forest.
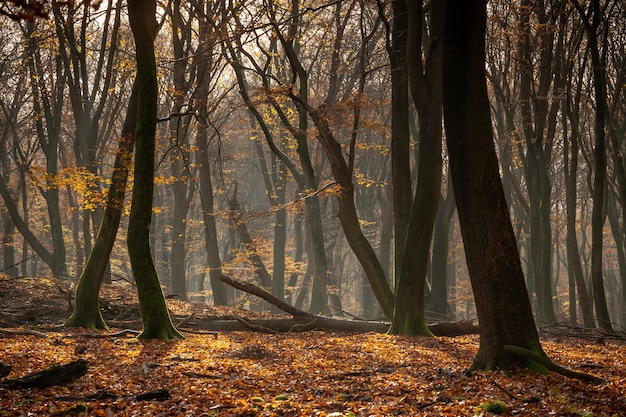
[0,0,626,416]
[0,0,625,414]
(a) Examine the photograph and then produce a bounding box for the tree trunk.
[442,0,546,371]
[127,0,182,340]
[564,94,594,328]
[574,0,612,330]
[196,124,227,305]
[517,0,557,325]
[387,0,411,284]
[389,0,443,336]
[64,83,138,330]
[429,188,455,319]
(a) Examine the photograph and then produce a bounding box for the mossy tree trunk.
[389,0,444,337]
[64,83,138,331]
[127,0,183,341]
[441,0,546,371]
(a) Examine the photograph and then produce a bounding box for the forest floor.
[0,276,625,416]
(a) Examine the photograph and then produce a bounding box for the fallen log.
[216,275,479,336]
[1,359,88,389]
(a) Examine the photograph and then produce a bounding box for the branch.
[218,275,311,318]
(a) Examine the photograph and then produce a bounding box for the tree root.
[503,345,605,383]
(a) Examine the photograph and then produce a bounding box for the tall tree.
[64,82,138,330]
[192,0,228,305]
[389,0,444,336]
[127,0,182,340]
[442,0,545,370]
[572,0,614,330]
[517,0,558,324]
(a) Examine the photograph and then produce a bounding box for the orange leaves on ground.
[0,331,625,416]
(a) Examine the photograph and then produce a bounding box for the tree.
[517,0,559,325]
[388,0,444,336]
[191,0,228,306]
[64,82,138,330]
[127,0,182,340]
[572,0,614,330]
[441,0,545,370]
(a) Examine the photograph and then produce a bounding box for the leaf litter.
[0,278,625,416]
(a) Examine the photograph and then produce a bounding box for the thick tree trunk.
[127,0,182,340]
[442,0,545,371]
[388,0,411,283]
[389,0,443,336]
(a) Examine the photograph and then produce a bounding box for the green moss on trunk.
[126,0,182,341]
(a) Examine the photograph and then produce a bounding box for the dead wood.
[218,275,309,317]
[1,359,88,389]
[215,275,479,336]
[0,328,48,338]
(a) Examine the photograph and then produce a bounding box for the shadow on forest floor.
[0,276,625,416]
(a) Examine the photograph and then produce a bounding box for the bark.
[389,0,443,336]
[386,0,411,280]
[429,186,455,318]
[216,275,478,336]
[572,0,612,330]
[517,0,557,324]
[442,0,545,371]
[64,83,138,330]
[196,125,227,305]
[193,12,227,305]
[127,0,182,340]
[564,92,594,328]
[1,360,88,389]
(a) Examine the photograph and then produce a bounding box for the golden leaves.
[0,326,624,415]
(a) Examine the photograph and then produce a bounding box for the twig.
[493,380,517,400]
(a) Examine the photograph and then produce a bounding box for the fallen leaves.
[0,330,624,416]
[1,277,624,415]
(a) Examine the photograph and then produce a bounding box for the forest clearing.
[0,277,624,416]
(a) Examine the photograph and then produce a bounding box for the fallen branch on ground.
[1,359,88,389]
[0,328,48,338]
[216,275,479,336]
